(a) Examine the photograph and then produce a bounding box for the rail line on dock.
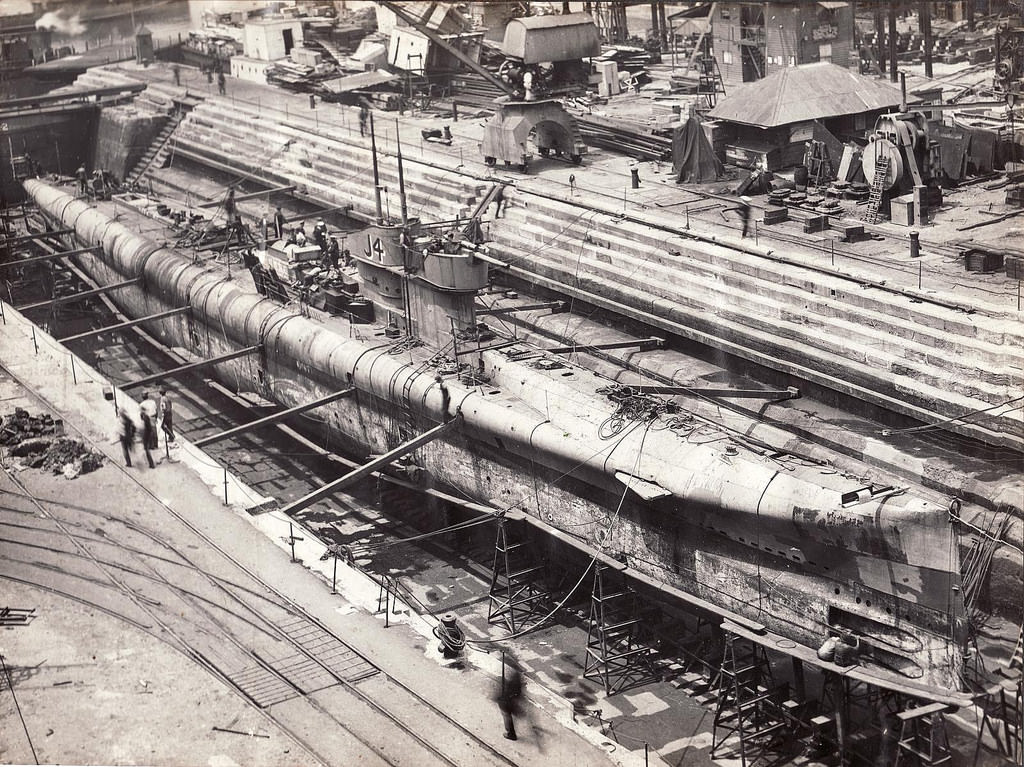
[0,363,520,767]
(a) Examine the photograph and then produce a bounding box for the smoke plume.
[36,10,87,36]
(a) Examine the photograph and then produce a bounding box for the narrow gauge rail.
[0,367,518,767]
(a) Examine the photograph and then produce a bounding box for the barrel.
[794,165,809,191]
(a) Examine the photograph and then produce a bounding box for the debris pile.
[1,408,104,478]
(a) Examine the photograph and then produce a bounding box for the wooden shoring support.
[278,416,460,517]
[194,387,356,447]
[17,277,138,312]
[195,185,296,208]
[486,516,549,633]
[1,228,74,245]
[476,301,567,316]
[540,337,664,356]
[121,345,262,390]
[58,306,190,343]
[0,245,102,269]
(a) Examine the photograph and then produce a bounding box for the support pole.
[888,4,899,83]
[920,1,933,79]
[278,416,460,517]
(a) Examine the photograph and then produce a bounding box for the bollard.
[909,230,920,259]
[309,94,316,110]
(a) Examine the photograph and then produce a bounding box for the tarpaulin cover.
[673,116,723,183]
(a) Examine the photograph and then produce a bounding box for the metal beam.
[278,416,461,517]
[195,185,296,208]
[58,306,191,343]
[540,337,664,356]
[17,278,139,312]
[122,345,262,390]
[476,301,567,316]
[1,228,74,245]
[0,245,101,269]
[194,387,356,447]
[632,385,800,400]
[454,340,520,356]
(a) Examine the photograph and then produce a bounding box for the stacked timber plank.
[574,113,673,161]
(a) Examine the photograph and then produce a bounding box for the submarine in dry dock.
[23,172,971,704]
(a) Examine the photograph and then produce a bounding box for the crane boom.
[378,1,514,96]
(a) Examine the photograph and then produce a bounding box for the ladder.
[711,632,787,767]
[863,152,890,223]
[582,564,658,695]
[127,111,183,187]
[486,517,548,633]
[696,54,726,109]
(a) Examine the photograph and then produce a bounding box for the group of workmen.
[117,389,174,469]
[268,208,350,271]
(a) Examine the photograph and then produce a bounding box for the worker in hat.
[313,217,328,252]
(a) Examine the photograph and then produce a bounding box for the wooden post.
[888,5,899,83]
[920,1,933,79]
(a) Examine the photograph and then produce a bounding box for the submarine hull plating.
[24,179,967,701]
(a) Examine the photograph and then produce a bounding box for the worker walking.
[738,195,753,237]
[76,165,88,196]
[217,70,226,95]
[117,410,137,467]
[494,656,523,740]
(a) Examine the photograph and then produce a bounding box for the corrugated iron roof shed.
[708,63,909,128]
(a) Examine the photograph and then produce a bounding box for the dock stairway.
[711,631,788,767]
[486,516,549,633]
[127,111,183,187]
[863,153,890,223]
[582,564,660,696]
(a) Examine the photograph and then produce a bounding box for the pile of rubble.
[1,408,104,479]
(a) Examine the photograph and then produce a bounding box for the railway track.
[0,365,518,767]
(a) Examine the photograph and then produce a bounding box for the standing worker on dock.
[158,388,175,445]
[76,165,88,196]
[273,206,286,240]
[359,104,369,137]
[139,391,159,462]
[217,69,226,96]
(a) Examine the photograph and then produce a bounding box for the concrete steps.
[170,99,485,224]
[128,112,182,186]
[489,200,1023,448]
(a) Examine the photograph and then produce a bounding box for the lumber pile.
[574,113,673,161]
